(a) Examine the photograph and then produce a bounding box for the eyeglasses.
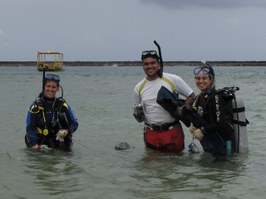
[141,50,159,60]
[193,67,211,75]
[45,74,60,82]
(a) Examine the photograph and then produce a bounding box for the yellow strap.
[63,102,68,109]
[192,95,200,110]
[138,79,147,95]
[42,110,46,123]
[138,77,175,95]
[28,104,41,113]
[161,77,175,92]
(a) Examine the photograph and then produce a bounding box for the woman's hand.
[32,144,40,149]
[189,123,196,134]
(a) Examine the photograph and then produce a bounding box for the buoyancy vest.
[217,87,249,153]
[29,97,69,136]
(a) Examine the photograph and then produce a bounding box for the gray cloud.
[140,0,266,9]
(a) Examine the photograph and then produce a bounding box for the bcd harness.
[192,86,249,153]
[28,97,69,137]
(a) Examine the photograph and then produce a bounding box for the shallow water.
[0,66,266,199]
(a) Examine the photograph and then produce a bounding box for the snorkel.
[201,60,215,80]
[40,65,47,97]
[154,40,163,78]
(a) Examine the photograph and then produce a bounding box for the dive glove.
[56,129,68,142]
[133,104,145,123]
[193,129,204,141]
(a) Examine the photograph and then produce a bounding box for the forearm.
[185,92,196,105]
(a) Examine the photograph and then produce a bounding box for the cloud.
[140,0,266,9]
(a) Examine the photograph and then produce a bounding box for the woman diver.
[188,62,234,158]
[25,74,78,151]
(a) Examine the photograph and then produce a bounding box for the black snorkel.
[40,65,47,97]
[201,60,212,68]
[201,60,215,80]
[154,40,163,78]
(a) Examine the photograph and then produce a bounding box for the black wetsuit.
[194,88,234,154]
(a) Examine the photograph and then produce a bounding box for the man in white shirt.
[133,50,195,153]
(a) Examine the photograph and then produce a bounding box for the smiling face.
[195,73,214,92]
[43,80,59,99]
[142,57,160,80]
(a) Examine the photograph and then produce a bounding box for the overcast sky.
[1,0,266,61]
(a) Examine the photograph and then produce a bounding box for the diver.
[133,42,195,153]
[25,74,78,151]
[187,62,235,158]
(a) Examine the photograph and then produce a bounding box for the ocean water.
[0,65,266,199]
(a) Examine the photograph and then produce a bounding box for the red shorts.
[144,123,184,153]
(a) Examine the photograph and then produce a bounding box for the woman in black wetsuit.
[189,64,234,156]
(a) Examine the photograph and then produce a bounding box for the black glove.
[133,104,145,123]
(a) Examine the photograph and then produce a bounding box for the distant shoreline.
[1,61,266,67]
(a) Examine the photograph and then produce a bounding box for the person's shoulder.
[57,97,66,103]
[163,72,179,77]
[163,72,182,81]
[134,78,146,88]
[56,97,69,108]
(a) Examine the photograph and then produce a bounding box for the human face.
[195,73,213,92]
[44,81,59,99]
[142,57,160,80]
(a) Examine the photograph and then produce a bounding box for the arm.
[171,74,195,105]
[25,103,39,147]
[185,92,196,105]
[133,86,145,123]
[65,104,78,134]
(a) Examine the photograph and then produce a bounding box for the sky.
[1,0,266,61]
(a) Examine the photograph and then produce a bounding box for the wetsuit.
[25,96,78,151]
[193,88,234,154]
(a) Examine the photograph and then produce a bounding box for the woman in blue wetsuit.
[25,74,78,151]
[188,64,234,157]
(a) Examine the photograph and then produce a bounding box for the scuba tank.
[232,95,249,153]
[218,86,249,153]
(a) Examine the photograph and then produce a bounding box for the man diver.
[133,49,195,153]
[25,74,78,151]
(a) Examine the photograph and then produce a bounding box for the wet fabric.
[144,123,184,153]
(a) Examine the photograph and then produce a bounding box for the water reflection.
[130,149,248,198]
[23,149,84,196]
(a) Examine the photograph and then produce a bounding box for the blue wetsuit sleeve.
[66,104,78,134]
[25,103,39,146]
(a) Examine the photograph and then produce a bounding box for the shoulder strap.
[138,79,147,95]
[55,97,68,112]
[161,77,175,92]
[138,77,175,96]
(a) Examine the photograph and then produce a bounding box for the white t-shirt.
[134,72,193,125]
